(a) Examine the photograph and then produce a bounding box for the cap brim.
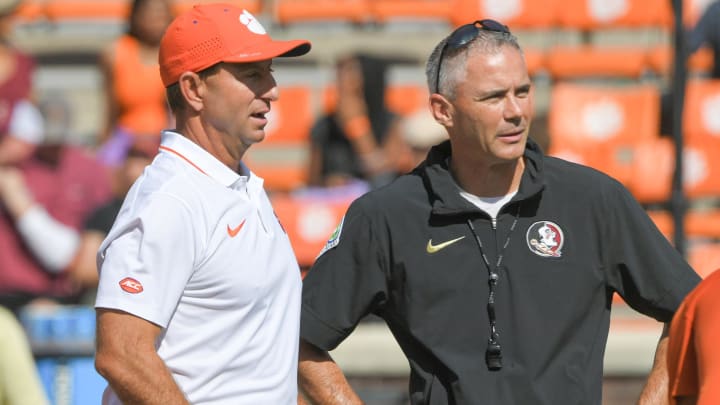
[224,39,312,63]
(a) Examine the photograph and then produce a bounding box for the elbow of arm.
[95,347,129,384]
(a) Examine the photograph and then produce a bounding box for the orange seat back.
[545,45,648,79]
[368,0,454,24]
[549,83,660,151]
[683,79,720,143]
[44,0,129,21]
[271,195,353,267]
[556,0,668,30]
[453,0,559,29]
[264,85,315,144]
[274,0,370,24]
[173,0,262,15]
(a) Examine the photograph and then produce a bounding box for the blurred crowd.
[1,0,718,319]
[0,0,719,402]
[0,0,460,324]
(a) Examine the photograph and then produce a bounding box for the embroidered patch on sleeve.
[317,216,345,258]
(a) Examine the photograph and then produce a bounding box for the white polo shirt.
[95,131,301,405]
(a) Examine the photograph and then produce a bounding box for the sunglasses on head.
[434,19,511,94]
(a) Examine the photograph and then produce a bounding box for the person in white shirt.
[93,4,311,404]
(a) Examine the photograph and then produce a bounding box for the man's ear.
[429,93,453,128]
[178,72,204,112]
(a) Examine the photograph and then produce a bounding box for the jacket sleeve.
[602,182,701,322]
[300,197,389,351]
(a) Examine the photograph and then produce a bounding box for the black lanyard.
[466,202,521,371]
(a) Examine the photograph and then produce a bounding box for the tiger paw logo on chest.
[526,221,564,258]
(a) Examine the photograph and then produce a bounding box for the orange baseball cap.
[159,3,311,87]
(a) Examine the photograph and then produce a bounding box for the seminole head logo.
[526,221,564,258]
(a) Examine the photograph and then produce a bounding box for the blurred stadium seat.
[273,0,370,25]
[368,0,454,25]
[646,45,714,77]
[688,242,720,278]
[548,82,660,152]
[623,136,720,204]
[43,0,129,23]
[385,83,428,116]
[545,45,648,80]
[263,85,315,144]
[547,0,673,80]
[683,79,720,143]
[624,137,674,205]
[271,194,353,268]
[454,0,559,29]
[173,0,263,15]
[243,85,316,193]
[555,0,668,30]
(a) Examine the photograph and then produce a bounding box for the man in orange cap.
[93,4,311,404]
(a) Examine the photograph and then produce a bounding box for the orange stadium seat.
[549,0,671,80]
[548,83,660,152]
[681,137,720,199]
[548,142,637,186]
[688,242,720,278]
[242,85,316,193]
[385,83,429,116]
[686,210,720,239]
[544,45,648,79]
[682,79,720,143]
[555,0,668,30]
[244,135,311,193]
[173,0,262,15]
[368,0,454,24]
[625,136,720,204]
[522,47,546,77]
[273,0,370,25]
[245,154,309,193]
[646,45,714,77]
[263,85,315,144]
[646,209,673,238]
[647,208,720,241]
[624,137,674,205]
[13,0,45,21]
[452,0,559,29]
[43,0,129,22]
[322,83,427,116]
[271,194,353,267]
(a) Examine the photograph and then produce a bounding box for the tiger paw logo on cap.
[239,10,266,35]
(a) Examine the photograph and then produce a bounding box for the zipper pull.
[491,217,497,230]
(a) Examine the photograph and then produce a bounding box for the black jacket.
[301,139,700,404]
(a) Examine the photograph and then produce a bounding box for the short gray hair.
[425,28,521,99]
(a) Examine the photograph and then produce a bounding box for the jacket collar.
[421,139,546,217]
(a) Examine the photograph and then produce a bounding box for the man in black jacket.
[298,20,700,405]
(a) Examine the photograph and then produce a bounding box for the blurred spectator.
[308,53,407,189]
[0,0,44,166]
[399,107,448,169]
[70,136,159,303]
[660,1,720,136]
[96,0,173,167]
[0,306,49,405]
[688,0,720,79]
[0,106,112,313]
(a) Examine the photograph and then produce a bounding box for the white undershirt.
[460,190,517,219]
